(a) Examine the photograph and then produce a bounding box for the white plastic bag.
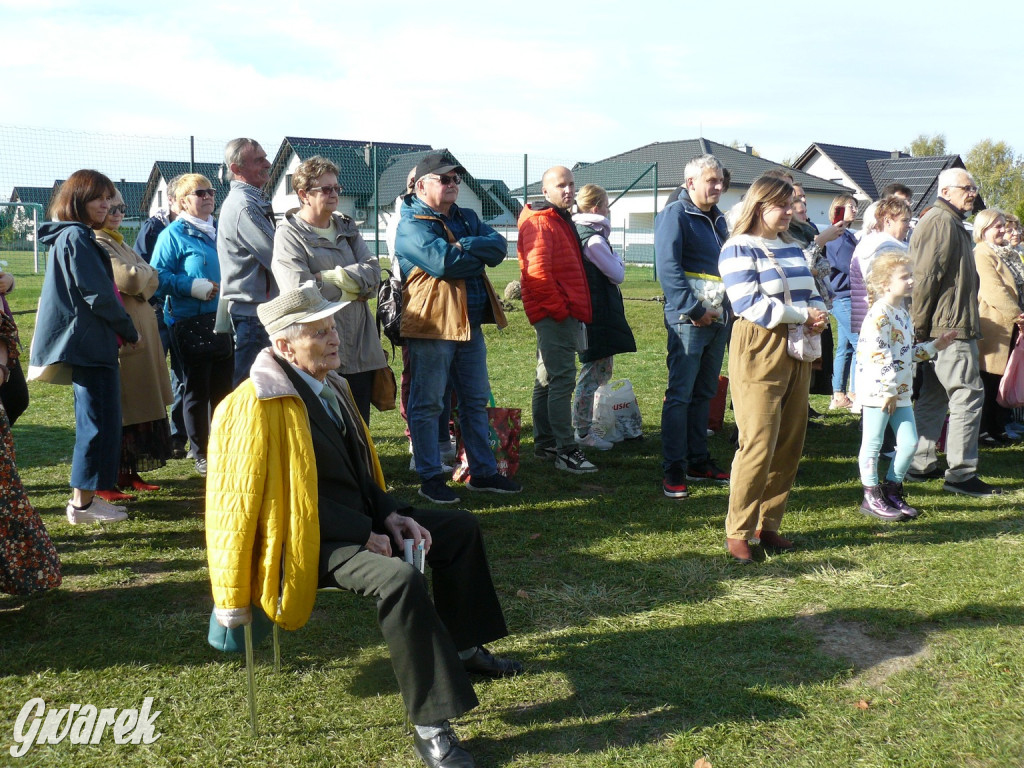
[593,379,642,442]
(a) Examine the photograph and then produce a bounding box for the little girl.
[571,184,636,449]
[855,250,955,520]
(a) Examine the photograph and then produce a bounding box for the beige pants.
[726,319,811,540]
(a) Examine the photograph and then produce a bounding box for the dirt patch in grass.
[796,609,931,687]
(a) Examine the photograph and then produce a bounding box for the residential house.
[514,138,852,263]
[792,142,980,216]
[140,161,230,219]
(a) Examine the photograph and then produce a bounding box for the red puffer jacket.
[517,204,592,324]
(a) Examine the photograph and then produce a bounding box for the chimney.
[744,144,753,155]
[891,150,901,159]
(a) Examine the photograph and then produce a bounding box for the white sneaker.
[66,499,128,524]
[90,497,128,517]
[575,430,613,451]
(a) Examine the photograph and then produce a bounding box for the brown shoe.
[725,538,754,563]
[756,529,794,552]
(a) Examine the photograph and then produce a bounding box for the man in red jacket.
[517,166,596,474]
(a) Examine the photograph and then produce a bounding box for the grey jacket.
[272,209,386,374]
[217,180,279,316]
[910,198,980,340]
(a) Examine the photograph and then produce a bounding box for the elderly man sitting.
[205,284,522,768]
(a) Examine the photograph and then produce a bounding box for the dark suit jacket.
[277,358,408,574]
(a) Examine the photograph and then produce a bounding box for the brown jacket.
[399,214,507,341]
[910,198,980,340]
[975,242,1022,374]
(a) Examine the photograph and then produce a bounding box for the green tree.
[905,133,947,157]
[965,139,1024,213]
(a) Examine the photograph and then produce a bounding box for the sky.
[1,0,1022,196]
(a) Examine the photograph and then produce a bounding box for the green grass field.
[2,249,1023,767]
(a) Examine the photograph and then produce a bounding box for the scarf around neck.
[100,227,124,244]
[178,212,216,241]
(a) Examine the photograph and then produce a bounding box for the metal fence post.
[652,162,659,282]
[372,143,380,257]
[522,154,528,208]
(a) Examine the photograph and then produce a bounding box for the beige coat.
[272,210,386,374]
[95,230,173,425]
[975,241,1022,375]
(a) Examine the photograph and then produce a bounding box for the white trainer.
[66,499,128,524]
[575,430,613,451]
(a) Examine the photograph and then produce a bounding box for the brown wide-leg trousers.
[726,319,811,540]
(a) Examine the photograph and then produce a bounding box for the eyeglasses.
[949,184,979,193]
[307,185,343,196]
[425,173,461,186]
[108,204,127,215]
[192,188,216,198]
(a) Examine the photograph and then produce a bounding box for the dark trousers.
[171,332,233,461]
[321,507,507,725]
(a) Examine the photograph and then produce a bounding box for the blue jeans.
[231,313,271,387]
[859,405,917,485]
[831,297,856,393]
[661,319,728,473]
[407,328,496,481]
[70,365,122,491]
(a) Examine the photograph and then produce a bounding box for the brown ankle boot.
[756,529,794,551]
[726,538,754,563]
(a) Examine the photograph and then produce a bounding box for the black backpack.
[376,267,404,347]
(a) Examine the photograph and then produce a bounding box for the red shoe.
[96,488,135,502]
[121,473,160,492]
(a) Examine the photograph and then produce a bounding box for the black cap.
[412,153,466,185]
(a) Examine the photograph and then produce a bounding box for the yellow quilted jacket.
[205,349,385,631]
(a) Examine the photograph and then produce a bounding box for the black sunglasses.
[192,189,216,198]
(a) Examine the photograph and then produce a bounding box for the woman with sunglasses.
[272,155,385,422]
[30,169,138,523]
[94,190,173,497]
[152,173,232,476]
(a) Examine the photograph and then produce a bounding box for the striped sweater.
[719,234,825,329]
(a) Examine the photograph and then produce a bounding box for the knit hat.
[257,283,348,335]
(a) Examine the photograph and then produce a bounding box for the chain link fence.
[0,126,660,279]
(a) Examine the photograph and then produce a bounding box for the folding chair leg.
[273,624,281,673]
[244,623,258,737]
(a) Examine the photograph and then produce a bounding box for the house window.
[285,174,293,195]
[157,191,163,208]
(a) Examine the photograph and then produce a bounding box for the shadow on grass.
[11,423,75,469]
[472,602,1024,762]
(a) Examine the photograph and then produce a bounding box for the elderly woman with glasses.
[152,173,233,477]
[94,191,173,497]
[272,155,386,423]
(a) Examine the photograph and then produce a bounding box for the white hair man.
[206,284,523,768]
[906,168,1000,496]
[654,154,732,499]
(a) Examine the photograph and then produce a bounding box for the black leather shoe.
[414,723,476,768]
[462,646,524,678]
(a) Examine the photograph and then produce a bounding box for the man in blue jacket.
[655,154,731,499]
[394,154,522,505]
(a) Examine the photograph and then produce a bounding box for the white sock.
[414,723,444,739]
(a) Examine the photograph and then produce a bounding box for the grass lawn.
[2,251,1024,767]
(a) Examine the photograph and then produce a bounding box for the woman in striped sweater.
[719,176,828,563]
